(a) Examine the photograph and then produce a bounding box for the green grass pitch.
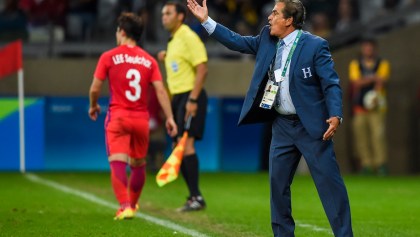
[0,172,419,237]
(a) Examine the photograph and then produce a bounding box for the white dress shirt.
[275,30,299,115]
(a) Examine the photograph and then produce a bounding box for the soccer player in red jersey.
[88,12,177,220]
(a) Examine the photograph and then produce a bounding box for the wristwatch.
[188,98,198,103]
[335,116,343,124]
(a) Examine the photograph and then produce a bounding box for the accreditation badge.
[274,69,285,82]
[260,81,278,109]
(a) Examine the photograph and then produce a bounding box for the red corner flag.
[0,40,23,79]
[156,131,188,187]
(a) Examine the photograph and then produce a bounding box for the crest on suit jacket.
[302,67,312,78]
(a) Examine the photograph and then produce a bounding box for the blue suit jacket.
[211,24,343,139]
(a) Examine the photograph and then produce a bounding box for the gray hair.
[274,0,306,29]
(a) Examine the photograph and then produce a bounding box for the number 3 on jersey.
[125,69,141,102]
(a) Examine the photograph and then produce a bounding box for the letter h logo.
[302,67,312,79]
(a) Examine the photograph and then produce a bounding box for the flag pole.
[18,68,25,173]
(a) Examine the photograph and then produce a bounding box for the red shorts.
[105,114,149,158]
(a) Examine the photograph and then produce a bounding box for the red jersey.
[94,45,162,119]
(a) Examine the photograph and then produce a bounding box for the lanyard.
[278,30,302,78]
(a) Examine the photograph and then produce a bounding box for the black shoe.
[177,196,206,212]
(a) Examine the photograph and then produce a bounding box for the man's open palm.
[187,0,208,23]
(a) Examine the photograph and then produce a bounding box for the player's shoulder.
[118,45,158,64]
[100,46,122,58]
[107,46,124,54]
[134,46,158,64]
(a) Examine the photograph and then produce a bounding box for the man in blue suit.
[187,0,353,236]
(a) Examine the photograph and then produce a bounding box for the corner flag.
[0,40,22,79]
[156,116,192,187]
[0,40,25,173]
[156,131,188,187]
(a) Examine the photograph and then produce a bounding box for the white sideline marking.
[296,221,333,235]
[25,173,209,237]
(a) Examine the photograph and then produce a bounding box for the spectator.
[358,0,383,23]
[117,0,133,12]
[235,0,259,35]
[348,37,390,175]
[66,0,97,41]
[207,0,233,27]
[96,0,119,38]
[206,0,259,35]
[303,0,339,25]
[19,0,67,27]
[0,0,28,41]
[335,0,359,33]
[134,0,160,42]
[19,0,67,42]
[384,0,402,12]
[309,12,331,38]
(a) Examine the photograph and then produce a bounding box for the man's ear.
[177,13,185,23]
[120,29,127,37]
[285,17,293,27]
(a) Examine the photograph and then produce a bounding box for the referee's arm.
[185,62,207,119]
[189,62,207,100]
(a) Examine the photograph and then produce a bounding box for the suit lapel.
[259,37,277,80]
[289,32,306,83]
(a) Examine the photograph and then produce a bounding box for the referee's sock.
[180,156,190,192]
[110,161,130,209]
[181,154,201,197]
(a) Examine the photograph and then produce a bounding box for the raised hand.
[186,0,208,23]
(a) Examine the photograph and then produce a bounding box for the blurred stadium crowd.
[0,0,419,50]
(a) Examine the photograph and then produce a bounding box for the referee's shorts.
[171,90,207,140]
